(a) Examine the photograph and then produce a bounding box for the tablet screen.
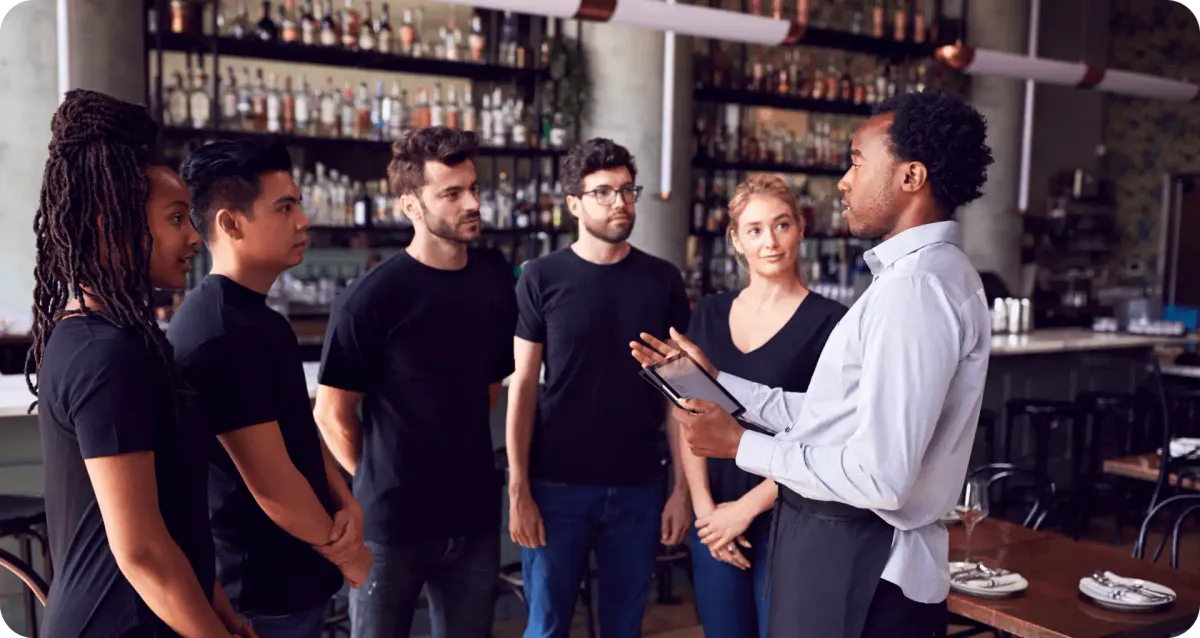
[649,353,744,417]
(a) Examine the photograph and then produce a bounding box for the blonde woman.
[682,174,846,638]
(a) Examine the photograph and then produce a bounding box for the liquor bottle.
[281,0,299,42]
[170,0,190,34]
[444,15,462,61]
[266,73,282,133]
[399,9,416,55]
[371,82,385,139]
[500,11,517,66]
[255,0,277,41]
[189,60,211,129]
[893,0,908,41]
[359,1,377,51]
[250,69,268,131]
[461,85,476,132]
[300,0,318,44]
[872,0,885,38]
[445,85,460,129]
[320,77,339,136]
[429,84,445,127]
[468,12,486,62]
[167,72,188,127]
[340,84,355,138]
[771,0,783,19]
[797,0,810,24]
[229,1,251,38]
[220,66,239,129]
[479,95,493,144]
[237,67,254,129]
[353,182,370,226]
[549,112,566,149]
[294,75,311,133]
[389,85,406,139]
[319,1,339,46]
[341,0,361,49]
[913,0,926,43]
[282,76,297,133]
[510,102,528,147]
[377,3,394,53]
[355,83,372,138]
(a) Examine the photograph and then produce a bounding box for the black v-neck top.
[687,290,847,534]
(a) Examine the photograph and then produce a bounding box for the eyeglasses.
[581,185,643,206]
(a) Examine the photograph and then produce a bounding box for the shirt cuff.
[718,371,758,405]
[736,430,778,479]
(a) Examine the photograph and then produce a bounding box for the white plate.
[949,562,1028,598]
[1079,573,1176,611]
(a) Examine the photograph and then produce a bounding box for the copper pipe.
[574,0,617,21]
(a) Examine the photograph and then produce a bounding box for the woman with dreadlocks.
[27,89,251,637]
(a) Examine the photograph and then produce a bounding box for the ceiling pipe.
[1017,0,1038,215]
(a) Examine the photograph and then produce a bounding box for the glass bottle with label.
[281,0,299,42]
[446,85,460,129]
[479,94,492,144]
[250,69,268,131]
[355,83,373,138]
[319,1,339,46]
[340,84,355,138]
[510,101,528,148]
[893,0,908,41]
[359,2,377,51]
[549,112,566,149]
[461,85,476,132]
[255,0,276,41]
[429,83,445,127]
[468,12,486,62]
[189,60,211,129]
[265,74,282,133]
[294,76,311,134]
[220,67,239,129]
[282,76,297,133]
[399,9,417,55]
[377,4,394,54]
[166,72,188,127]
[300,1,318,44]
[341,0,361,50]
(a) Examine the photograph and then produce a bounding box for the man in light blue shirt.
[633,91,994,637]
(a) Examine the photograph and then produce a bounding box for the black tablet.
[641,352,746,418]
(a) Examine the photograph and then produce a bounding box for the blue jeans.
[245,600,328,638]
[521,480,664,638]
[349,532,499,638]
[689,517,772,638]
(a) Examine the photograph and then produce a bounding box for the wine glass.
[955,477,990,566]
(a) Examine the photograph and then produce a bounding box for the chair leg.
[20,535,37,638]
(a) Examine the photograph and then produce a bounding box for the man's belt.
[778,485,880,521]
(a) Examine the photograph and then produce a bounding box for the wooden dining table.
[1103,453,1200,491]
[947,519,1200,637]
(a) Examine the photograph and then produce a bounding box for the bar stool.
[1075,392,1137,540]
[0,494,50,638]
[1003,399,1079,534]
[974,409,999,464]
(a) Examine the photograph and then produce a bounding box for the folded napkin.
[1167,438,1200,458]
[1082,572,1174,604]
[954,573,1023,589]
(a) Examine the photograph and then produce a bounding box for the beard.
[582,213,635,244]
[421,200,481,245]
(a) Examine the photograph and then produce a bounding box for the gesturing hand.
[674,398,745,459]
[629,327,718,378]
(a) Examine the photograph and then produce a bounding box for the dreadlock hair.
[25,89,180,413]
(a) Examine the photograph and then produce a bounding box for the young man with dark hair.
[507,138,692,637]
[314,126,517,637]
[634,90,995,637]
[169,140,371,638]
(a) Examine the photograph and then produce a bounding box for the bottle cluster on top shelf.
[695,109,860,171]
[709,0,936,43]
[158,62,572,149]
[298,163,571,232]
[697,45,935,105]
[160,0,542,69]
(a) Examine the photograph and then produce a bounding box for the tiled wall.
[1104,0,1200,280]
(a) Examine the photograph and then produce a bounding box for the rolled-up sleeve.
[738,275,963,511]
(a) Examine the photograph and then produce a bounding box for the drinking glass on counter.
[955,477,989,565]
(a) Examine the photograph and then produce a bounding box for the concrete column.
[0,0,58,324]
[579,21,693,268]
[64,0,146,103]
[958,0,1028,293]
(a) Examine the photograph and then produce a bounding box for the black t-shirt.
[38,317,214,638]
[167,275,342,615]
[515,247,691,486]
[319,249,517,544]
[687,291,846,536]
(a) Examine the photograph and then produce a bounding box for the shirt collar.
[862,221,963,275]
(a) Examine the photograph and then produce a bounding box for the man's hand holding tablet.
[630,328,745,460]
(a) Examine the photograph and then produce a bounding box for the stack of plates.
[949,562,1028,598]
[1079,572,1176,611]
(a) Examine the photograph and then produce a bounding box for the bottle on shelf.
[265,73,282,133]
[461,85,476,132]
[340,83,355,138]
[189,59,211,129]
[319,1,340,47]
[341,0,361,50]
[377,3,394,54]
[359,1,377,51]
[294,75,311,134]
[167,71,189,127]
[228,1,251,39]
[429,83,445,127]
[320,76,339,136]
[894,0,909,41]
[255,0,277,41]
[282,75,297,133]
[398,9,416,56]
[300,1,318,45]
[250,69,268,131]
[354,83,373,138]
[468,12,486,63]
[220,67,239,129]
[280,0,299,43]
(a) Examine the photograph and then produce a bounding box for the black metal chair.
[1074,391,1139,541]
[0,494,51,638]
[967,463,1057,531]
[1133,494,1200,570]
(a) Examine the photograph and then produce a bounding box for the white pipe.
[659,0,675,200]
[57,0,70,102]
[1017,0,1038,213]
[443,0,583,18]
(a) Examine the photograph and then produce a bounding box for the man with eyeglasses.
[314,126,518,636]
[506,138,692,637]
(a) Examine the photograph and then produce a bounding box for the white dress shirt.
[726,220,991,604]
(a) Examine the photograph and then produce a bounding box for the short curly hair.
[562,138,637,197]
[874,91,993,216]
[388,126,479,196]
